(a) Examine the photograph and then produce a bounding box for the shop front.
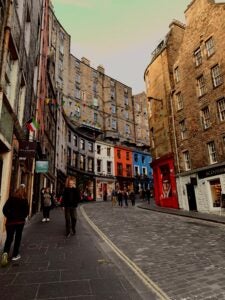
[95,176,116,201]
[152,153,178,209]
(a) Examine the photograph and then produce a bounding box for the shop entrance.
[186,183,197,211]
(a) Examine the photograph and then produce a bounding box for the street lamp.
[147,96,163,109]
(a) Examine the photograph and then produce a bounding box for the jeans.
[4,223,25,257]
[64,207,77,234]
[43,206,51,218]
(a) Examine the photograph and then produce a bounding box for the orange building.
[114,146,133,191]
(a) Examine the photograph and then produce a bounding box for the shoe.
[46,218,50,222]
[12,254,21,261]
[66,232,71,238]
[72,230,76,235]
[42,218,46,222]
[1,252,8,267]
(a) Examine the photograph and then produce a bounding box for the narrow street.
[2,201,225,299]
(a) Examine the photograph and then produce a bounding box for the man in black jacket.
[62,176,80,237]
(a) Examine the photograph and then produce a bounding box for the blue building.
[132,150,153,193]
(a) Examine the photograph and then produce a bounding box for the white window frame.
[205,37,215,57]
[183,151,191,171]
[201,106,211,129]
[197,75,206,97]
[179,120,187,140]
[194,47,202,66]
[207,141,217,164]
[174,67,180,83]
[211,64,223,87]
[176,92,183,111]
[218,98,225,121]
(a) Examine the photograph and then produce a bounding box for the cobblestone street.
[83,201,225,300]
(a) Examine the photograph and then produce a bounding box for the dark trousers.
[43,206,51,218]
[4,223,25,257]
[64,207,77,234]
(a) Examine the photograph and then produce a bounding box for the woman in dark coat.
[1,184,29,267]
[61,176,80,237]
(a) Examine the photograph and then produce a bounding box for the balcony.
[104,130,119,140]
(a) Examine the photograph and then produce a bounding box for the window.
[124,95,129,106]
[112,119,117,130]
[174,67,180,83]
[67,147,71,165]
[74,106,80,118]
[107,147,111,157]
[183,151,191,170]
[75,73,81,83]
[111,88,115,99]
[201,106,211,129]
[117,150,121,159]
[97,159,102,173]
[75,59,80,68]
[73,135,77,146]
[124,111,129,119]
[197,75,206,97]
[126,164,132,177]
[97,145,101,154]
[218,98,225,121]
[80,155,85,170]
[134,166,139,176]
[211,64,223,87]
[207,141,217,164]
[142,167,147,175]
[142,156,145,163]
[88,157,94,172]
[88,142,93,152]
[80,139,85,150]
[72,151,77,167]
[94,112,98,123]
[134,154,138,162]
[125,124,130,134]
[126,152,129,160]
[194,48,202,66]
[205,37,215,57]
[117,163,123,176]
[107,161,112,174]
[75,87,80,99]
[111,104,116,114]
[176,92,183,110]
[179,120,187,140]
[68,130,71,143]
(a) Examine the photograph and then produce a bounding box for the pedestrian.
[41,187,52,222]
[129,190,136,206]
[61,176,80,237]
[111,189,117,207]
[1,184,29,267]
[146,188,151,205]
[117,189,123,207]
[103,190,108,201]
[123,189,128,207]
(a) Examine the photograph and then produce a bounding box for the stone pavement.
[137,199,225,225]
[0,207,157,300]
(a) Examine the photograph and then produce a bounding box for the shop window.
[210,179,221,208]
[160,164,172,199]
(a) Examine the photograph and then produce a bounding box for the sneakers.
[65,232,71,238]
[1,252,8,267]
[12,254,21,261]
[46,218,50,222]
[42,218,46,222]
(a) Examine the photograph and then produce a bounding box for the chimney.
[81,57,90,66]
[97,65,105,74]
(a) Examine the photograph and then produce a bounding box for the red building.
[114,146,133,190]
[151,153,179,208]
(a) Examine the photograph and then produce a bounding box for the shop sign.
[35,160,49,173]
[198,165,225,179]
[19,141,36,158]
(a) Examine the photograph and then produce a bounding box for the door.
[186,183,197,211]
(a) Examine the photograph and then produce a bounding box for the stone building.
[173,0,225,213]
[48,5,71,193]
[144,20,185,208]
[132,92,150,149]
[0,0,43,243]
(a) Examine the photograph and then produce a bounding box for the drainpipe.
[169,90,180,173]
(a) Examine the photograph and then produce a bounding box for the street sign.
[35,160,49,173]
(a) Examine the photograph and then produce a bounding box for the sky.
[51,0,222,94]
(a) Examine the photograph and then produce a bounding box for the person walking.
[42,187,52,222]
[123,189,129,207]
[1,184,29,267]
[111,189,117,207]
[129,190,136,206]
[117,189,123,207]
[61,176,80,237]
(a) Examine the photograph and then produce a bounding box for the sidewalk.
[0,207,149,300]
[137,198,225,225]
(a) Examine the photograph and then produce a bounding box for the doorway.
[186,183,197,211]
